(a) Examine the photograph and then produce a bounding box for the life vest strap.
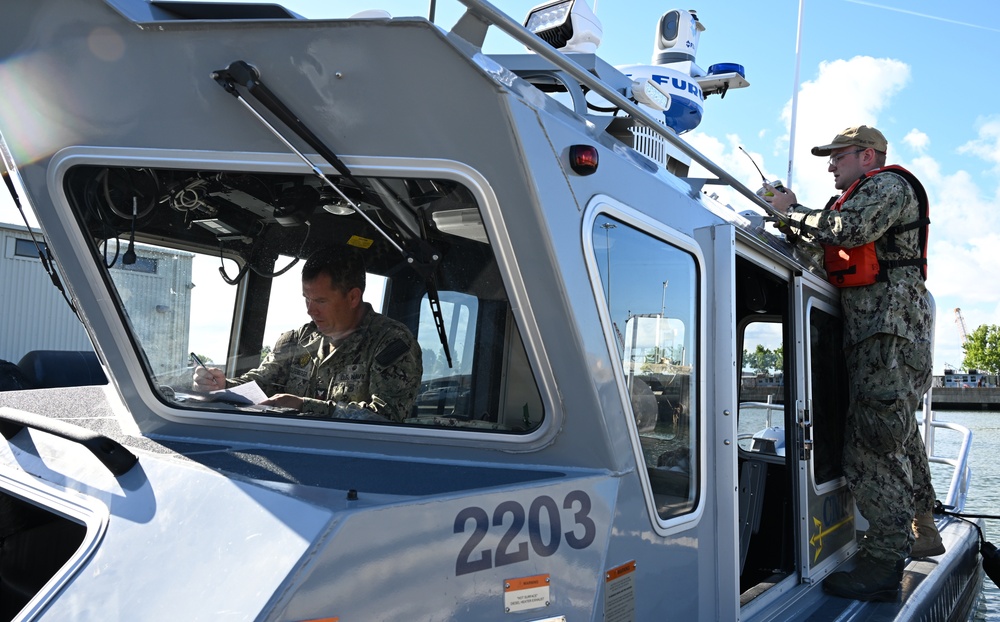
[875,258,926,282]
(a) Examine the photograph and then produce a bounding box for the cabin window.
[64,163,543,434]
[807,306,847,485]
[592,214,699,520]
[737,320,784,456]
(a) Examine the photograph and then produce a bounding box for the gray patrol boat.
[0,0,989,620]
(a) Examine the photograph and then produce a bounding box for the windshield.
[64,163,543,433]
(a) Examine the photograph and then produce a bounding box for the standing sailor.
[767,125,943,602]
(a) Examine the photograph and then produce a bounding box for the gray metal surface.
[0,0,984,620]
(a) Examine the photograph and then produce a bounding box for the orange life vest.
[822,165,929,287]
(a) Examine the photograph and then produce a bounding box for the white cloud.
[958,116,1000,167]
[903,129,930,152]
[687,55,1000,373]
[778,56,910,206]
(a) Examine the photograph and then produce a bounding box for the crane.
[954,308,969,345]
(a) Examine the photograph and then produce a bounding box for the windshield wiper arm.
[211,60,452,366]
[2,163,79,318]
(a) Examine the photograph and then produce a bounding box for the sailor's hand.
[193,366,226,392]
[261,393,304,409]
[764,183,797,214]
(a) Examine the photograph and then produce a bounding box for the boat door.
[792,275,854,581]
[734,255,857,608]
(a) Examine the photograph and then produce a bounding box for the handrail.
[926,418,973,513]
[920,391,972,512]
[451,0,786,221]
[740,398,781,429]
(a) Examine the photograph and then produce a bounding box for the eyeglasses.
[827,148,866,167]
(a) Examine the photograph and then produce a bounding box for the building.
[1,222,193,374]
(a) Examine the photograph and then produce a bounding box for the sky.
[3,0,1000,373]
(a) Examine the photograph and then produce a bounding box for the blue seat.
[16,351,107,389]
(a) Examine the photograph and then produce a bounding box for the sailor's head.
[812,125,888,190]
[301,246,367,338]
[302,245,366,294]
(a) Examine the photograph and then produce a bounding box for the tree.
[743,344,778,374]
[961,324,1000,375]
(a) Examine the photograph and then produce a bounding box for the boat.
[0,0,987,619]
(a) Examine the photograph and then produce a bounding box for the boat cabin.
[0,0,983,620]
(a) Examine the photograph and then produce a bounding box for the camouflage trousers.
[843,333,935,563]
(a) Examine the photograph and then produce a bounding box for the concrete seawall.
[931,387,1000,410]
[741,386,1000,411]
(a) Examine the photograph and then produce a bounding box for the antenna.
[739,145,767,183]
[739,146,782,197]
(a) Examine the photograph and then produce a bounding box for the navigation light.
[569,145,599,175]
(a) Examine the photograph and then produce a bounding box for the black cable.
[935,500,1000,521]
[936,501,1000,588]
[217,220,311,285]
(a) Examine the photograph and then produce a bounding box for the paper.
[210,381,268,405]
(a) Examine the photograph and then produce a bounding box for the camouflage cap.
[811,125,888,157]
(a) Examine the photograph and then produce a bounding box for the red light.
[569,144,599,175]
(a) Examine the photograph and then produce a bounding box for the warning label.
[604,560,636,622]
[503,574,551,614]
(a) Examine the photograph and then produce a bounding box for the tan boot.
[911,512,945,557]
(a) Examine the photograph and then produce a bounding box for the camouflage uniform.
[228,303,422,422]
[786,171,935,563]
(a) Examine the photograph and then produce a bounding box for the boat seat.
[738,458,768,574]
[16,350,107,389]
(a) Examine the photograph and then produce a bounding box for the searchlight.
[524,0,602,53]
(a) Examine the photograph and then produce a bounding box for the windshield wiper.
[211,60,452,366]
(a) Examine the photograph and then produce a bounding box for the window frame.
[49,147,560,449]
[0,466,108,620]
[802,296,849,494]
[582,195,707,533]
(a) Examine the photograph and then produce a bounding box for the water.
[928,410,1000,620]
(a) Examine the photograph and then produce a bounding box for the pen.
[190,352,208,368]
[191,352,219,388]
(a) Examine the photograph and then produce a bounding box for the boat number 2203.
[453,490,596,576]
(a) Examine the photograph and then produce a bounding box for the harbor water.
[931,410,1000,621]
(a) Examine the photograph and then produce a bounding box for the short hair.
[302,246,366,293]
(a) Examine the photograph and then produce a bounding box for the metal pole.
[787,0,805,187]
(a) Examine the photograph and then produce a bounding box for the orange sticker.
[605,560,636,582]
[505,573,550,592]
